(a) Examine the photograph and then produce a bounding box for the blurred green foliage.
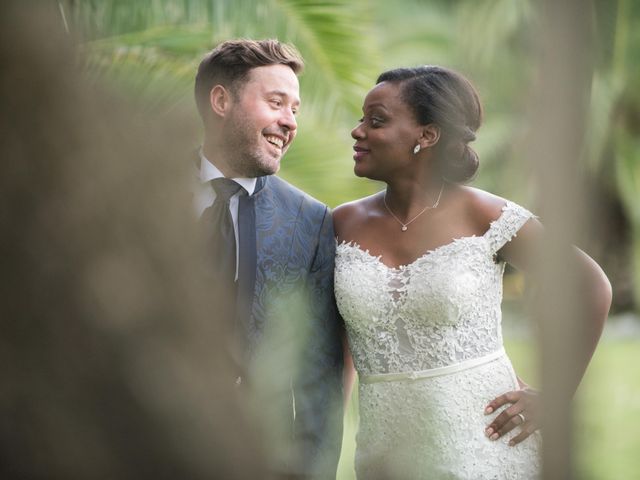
[65,0,638,294]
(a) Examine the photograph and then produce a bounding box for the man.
[193,39,344,479]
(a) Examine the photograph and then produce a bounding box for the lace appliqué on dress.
[335,201,541,479]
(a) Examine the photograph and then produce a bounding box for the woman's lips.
[353,146,369,161]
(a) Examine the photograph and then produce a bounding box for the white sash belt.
[360,347,506,384]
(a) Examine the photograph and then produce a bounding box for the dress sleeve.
[484,201,536,255]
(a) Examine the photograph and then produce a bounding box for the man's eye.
[271,99,282,107]
[371,117,384,127]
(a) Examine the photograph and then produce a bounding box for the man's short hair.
[194,38,304,120]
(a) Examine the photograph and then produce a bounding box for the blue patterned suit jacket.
[235,174,344,478]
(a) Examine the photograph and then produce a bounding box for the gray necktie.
[205,178,242,285]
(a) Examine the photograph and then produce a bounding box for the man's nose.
[279,108,297,132]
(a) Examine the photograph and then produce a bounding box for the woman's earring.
[413,144,421,154]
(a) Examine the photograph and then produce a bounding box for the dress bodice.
[335,201,534,376]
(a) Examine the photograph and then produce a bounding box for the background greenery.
[60,0,640,477]
[66,0,640,313]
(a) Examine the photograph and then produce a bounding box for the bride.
[333,66,611,479]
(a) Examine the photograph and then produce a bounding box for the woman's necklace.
[383,184,444,232]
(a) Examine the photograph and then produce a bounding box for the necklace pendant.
[401,225,408,232]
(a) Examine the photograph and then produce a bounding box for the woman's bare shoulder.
[457,186,513,229]
[333,192,382,240]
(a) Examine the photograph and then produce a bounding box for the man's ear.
[209,85,232,117]
[420,124,441,148]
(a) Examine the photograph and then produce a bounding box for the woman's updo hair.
[377,66,483,183]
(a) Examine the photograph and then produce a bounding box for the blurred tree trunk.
[0,2,266,478]
[527,0,594,478]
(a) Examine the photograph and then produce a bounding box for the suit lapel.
[236,176,264,343]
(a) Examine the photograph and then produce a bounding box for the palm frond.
[81,26,210,113]
[457,0,534,69]
[69,0,381,202]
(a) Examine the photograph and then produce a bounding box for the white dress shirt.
[195,150,257,280]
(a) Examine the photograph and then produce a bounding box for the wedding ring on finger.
[516,413,526,424]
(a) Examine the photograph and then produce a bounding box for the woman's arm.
[484,219,612,445]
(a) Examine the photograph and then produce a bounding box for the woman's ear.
[209,85,232,117]
[420,124,441,148]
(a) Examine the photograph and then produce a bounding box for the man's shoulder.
[263,175,328,213]
[260,175,333,240]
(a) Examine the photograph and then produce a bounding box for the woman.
[333,66,611,479]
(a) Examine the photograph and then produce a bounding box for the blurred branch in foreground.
[0,2,265,478]
[527,0,596,478]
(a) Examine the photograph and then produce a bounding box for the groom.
[193,39,344,479]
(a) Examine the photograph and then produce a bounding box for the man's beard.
[222,112,281,178]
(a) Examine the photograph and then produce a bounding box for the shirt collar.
[199,149,257,196]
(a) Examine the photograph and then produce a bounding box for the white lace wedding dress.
[335,202,541,479]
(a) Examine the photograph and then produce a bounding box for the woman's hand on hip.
[484,387,541,446]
